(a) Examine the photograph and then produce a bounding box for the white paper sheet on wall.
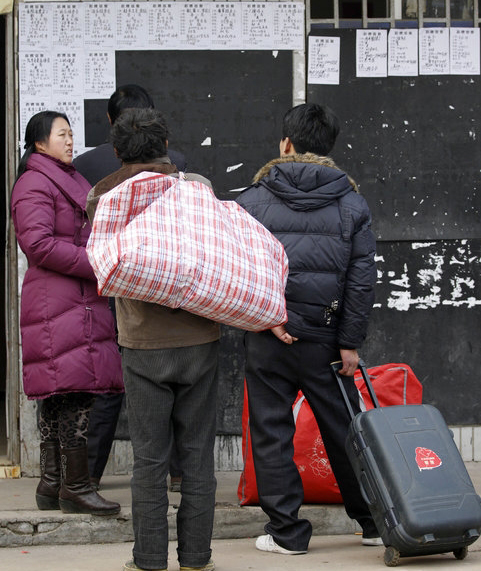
[308,36,340,85]
[84,51,116,99]
[356,29,388,78]
[84,2,116,49]
[419,28,450,76]
[115,2,149,50]
[19,51,52,97]
[241,2,276,49]
[18,2,52,51]
[52,2,85,50]
[179,2,213,50]
[147,1,183,49]
[450,28,480,75]
[388,29,418,76]
[272,2,304,50]
[211,2,243,50]
[52,51,84,96]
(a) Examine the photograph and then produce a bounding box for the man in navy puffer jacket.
[236,103,379,555]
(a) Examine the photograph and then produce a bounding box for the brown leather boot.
[59,446,120,515]
[36,441,61,510]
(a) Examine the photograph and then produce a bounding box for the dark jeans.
[122,342,219,570]
[244,331,375,552]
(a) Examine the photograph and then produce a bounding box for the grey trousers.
[122,342,219,569]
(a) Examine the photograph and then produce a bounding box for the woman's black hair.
[16,110,70,180]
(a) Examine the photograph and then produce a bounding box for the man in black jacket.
[236,103,379,555]
[74,84,186,186]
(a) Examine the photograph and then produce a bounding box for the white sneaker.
[362,536,384,546]
[255,534,307,555]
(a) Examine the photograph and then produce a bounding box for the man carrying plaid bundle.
[86,107,217,571]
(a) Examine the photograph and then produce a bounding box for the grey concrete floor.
[1,534,481,571]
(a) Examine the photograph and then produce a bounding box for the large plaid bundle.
[86,172,289,331]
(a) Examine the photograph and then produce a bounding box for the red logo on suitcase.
[415,447,442,470]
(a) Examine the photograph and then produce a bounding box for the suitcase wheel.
[453,546,468,560]
[384,546,400,567]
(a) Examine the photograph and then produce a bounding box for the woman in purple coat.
[11,111,124,515]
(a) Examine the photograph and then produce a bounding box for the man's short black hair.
[108,84,155,125]
[111,108,170,163]
[282,103,340,156]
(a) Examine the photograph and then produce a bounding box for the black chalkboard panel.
[308,28,481,241]
[84,99,110,147]
[309,30,481,426]
[83,49,293,438]
[85,50,293,201]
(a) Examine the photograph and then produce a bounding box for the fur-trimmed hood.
[251,153,358,212]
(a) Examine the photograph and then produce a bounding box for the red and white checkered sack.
[86,172,289,331]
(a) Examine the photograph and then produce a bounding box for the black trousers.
[87,393,124,480]
[244,331,376,552]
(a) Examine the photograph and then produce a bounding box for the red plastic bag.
[237,385,341,505]
[238,363,422,505]
[354,363,422,409]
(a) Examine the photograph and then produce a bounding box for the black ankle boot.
[36,441,61,510]
[59,446,120,516]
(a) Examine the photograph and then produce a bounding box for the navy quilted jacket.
[236,153,376,347]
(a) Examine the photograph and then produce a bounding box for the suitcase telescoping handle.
[330,359,380,421]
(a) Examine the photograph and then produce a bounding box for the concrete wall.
[19,430,481,478]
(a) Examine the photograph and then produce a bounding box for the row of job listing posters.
[309,28,480,85]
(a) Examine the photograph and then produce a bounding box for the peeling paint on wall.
[226,163,243,173]
[375,240,481,311]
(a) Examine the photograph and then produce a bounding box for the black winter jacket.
[236,153,376,347]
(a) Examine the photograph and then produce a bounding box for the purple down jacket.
[11,153,123,400]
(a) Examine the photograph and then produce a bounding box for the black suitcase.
[331,359,481,567]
